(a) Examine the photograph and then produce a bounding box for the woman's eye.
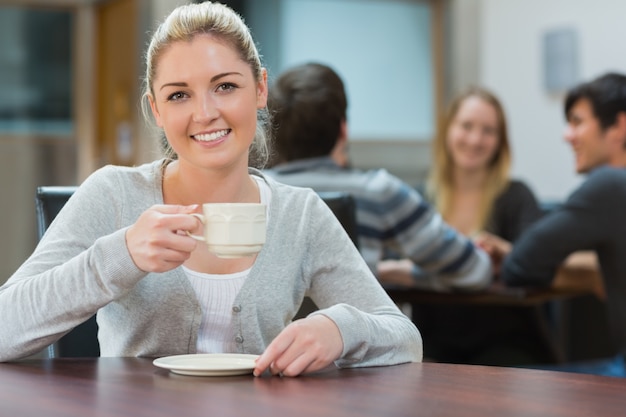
[217,82,237,92]
[167,92,187,101]
[483,127,497,136]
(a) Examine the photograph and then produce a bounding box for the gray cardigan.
[0,160,422,365]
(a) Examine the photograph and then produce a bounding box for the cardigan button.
[232,305,241,313]
[235,336,244,343]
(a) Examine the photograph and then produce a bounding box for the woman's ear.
[148,94,163,128]
[257,68,268,109]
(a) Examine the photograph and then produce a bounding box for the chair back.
[317,191,359,249]
[36,186,100,358]
[293,191,359,320]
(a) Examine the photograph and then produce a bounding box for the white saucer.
[153,353,259,376]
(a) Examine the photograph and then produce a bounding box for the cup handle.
[186,213,206,241]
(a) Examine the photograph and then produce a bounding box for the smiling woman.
[378,86,545,366]
[0,1,422,376]
[424,87,542,241]
[146,34,267,175]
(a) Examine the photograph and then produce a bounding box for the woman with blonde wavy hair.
[380,86,546,366]
[0,1,421,375]
[423,87,545,365]
[427,87,543,271]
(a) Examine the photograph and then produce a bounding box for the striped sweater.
[266,157,492,291]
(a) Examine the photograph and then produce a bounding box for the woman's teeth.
[193,129,229,142]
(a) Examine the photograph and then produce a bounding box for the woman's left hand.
[253,315,343,377]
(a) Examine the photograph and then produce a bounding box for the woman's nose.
[466,128,483,145]
[193,94,218,123]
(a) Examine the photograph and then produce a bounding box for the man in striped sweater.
[265,62,491,291]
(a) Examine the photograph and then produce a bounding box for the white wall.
[476,0,626,201]
[278,0,434,141]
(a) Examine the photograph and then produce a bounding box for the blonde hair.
[141,1,270,168]
[426,87,511,233]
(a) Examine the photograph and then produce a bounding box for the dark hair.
[565,72,626,130]
[268,62,347,164]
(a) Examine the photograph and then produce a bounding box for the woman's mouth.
[192,129,230,142]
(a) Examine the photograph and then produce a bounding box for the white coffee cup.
[187,203,266,258]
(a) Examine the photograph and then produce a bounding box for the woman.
[0,2,421,376]
[379,87,542,282]
[380,87,545,366]
[427,87,542,252]
[425,88,545,365]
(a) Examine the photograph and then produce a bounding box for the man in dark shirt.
[496,72,626,376]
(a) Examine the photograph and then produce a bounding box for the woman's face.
[149,34,267,173]
[446,96,501,173]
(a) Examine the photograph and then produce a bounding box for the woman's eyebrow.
[159,72,244,91]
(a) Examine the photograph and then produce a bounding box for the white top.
[184,175,271,352]
[183,266,249,353]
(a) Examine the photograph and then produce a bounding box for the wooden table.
[384,281,602,364]
[383,251,604,307]
[384,281,593,307]
[1,358,625,417]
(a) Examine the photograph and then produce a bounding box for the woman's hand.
[253,315,343,377]
[125,204,200,272]
[377,259,415,287]
[473,231,512,275]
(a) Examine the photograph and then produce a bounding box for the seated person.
[499,72,626,377]
[0,2,422,375]
[381,87,549,366]
[380,86,543,277]
[265,62,492,292]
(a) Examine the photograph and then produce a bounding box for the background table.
[2,358,625,417]
[384,279,611,364]
[384,280,593,307]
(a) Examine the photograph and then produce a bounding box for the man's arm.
[553,251,605,298]
[375,177,492,291]
[501,170,613,287]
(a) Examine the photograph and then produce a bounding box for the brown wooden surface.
[384,281,600,364]
[1,358,625,417]
[384,281,593,307]
[383,256,604,307]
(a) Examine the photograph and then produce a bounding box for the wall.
[0,5,78,285]
[0,137,77,285]
[246,0,437,186]
[474,0,626,201]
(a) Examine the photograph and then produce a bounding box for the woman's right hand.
[473,231,512,275]
[125,204,200,272]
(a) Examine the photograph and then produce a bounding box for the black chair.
[317,191,359,249]
[36,186,100,358]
